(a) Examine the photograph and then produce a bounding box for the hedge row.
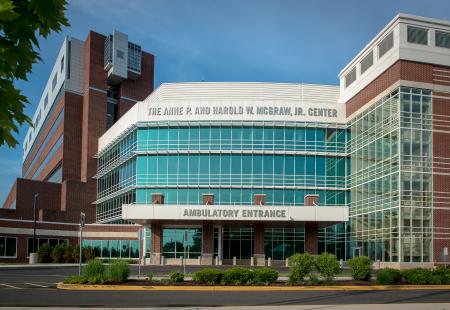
[347,256,450,285]
[37,243,95,263]
[194,267,279,285]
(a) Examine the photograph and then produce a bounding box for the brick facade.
[0,30,155,262]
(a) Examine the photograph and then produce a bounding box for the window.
[60,56,65,73]
[407,26,428,45]
[378,31,394,59]
[0,237,17,257]
[360,51,373,75]
[436,30,450,48]
[43,94,48,108]
[52,73,57,91]
[345,67,357,88]
[27,238,68,256]
[34,110,41,127]
[117,49,124,59]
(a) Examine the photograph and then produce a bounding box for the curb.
[57,283,450,291]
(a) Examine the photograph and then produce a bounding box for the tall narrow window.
[52,73,57,91]
[60,56,65,73]
[360,51,373,75]
[378,32,394,59]
[345,67,357,88]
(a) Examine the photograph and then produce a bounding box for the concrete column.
[151,193,164,204]
[150,223,162,264]
[304,222,318,255]
[201,222,214,265]
[253,223,265,266]
[304,194,319,255]
[201,193,214,265]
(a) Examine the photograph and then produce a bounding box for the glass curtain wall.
[349,87,432,262]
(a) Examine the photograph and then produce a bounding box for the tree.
[0,0,69,147]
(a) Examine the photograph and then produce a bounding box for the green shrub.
[63,275,88,284]
[83,259,105,284]
[147,272,153,282]
[37,243,52,263]
[288,253,315,284]
[63,245,76,263]
[401,268,432,285]
[105,260,130,283]
[376,268,402,285]
[170,271,184,283]
[51,243,67,263]
[83,246,96,262]
[430,266,450,285]
[308,273,320,285]
[347,256,372,281]
[315,253,342,284]
[194,268,223,284]
[253,268,278,285]
[222,267,254,285]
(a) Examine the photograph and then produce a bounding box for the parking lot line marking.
[25,282,48,288]
[0,283,22,289]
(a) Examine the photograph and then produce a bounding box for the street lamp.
[33,193,39,252]
[29,193,39,264]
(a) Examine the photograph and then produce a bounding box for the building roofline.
[338,13,450,78]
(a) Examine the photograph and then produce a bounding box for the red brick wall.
[62,92,83,181]
[22,98,64,176]
[432,93,450,263]
[346,60,435,117]
[0,179,61,220]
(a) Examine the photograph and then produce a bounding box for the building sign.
[122,204,349,223]
[181,206,288,220]
[145,101,345,124]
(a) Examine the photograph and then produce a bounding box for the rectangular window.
[60,56,65,73]
[360,51,373,75]
[378,31,394,59]
[0,236,17,257]
[52,73,57,91]
[345,67,356,88]
[35,110,41,127]
[407,26,428,45]
[436,30,450,48]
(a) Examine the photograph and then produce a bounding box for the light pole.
[32,193,39,253]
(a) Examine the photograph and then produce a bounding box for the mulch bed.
[104,280,387,286]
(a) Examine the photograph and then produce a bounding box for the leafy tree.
[0,0,69,147]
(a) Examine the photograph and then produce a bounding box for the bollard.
[180,255,184,266]
[250,257,254,266]
[161,256,165,265]
[268,257,272,267]
[198,256,201,265]
[219,259,223,266]
[233,256,237,266]
[285,257,289,267]
[29,253,38,265]
[215,256,219,266]
[376,259,381,270]
[339,259,343,268]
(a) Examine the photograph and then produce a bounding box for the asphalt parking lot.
[0,265,449,308]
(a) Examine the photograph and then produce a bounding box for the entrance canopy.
[122,204,348,225]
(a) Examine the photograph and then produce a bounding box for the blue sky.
[1,0,450,204]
